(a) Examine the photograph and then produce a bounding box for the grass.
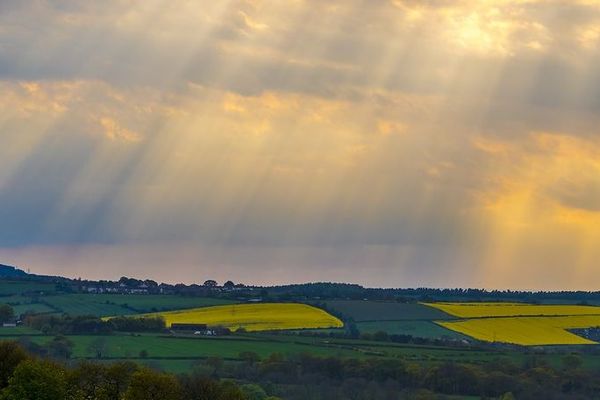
[0,326,40,336]
[356,320,467,339]
[14,333,364,360]
[6,330,600,373]
[324,301,454,321]
[40,294,235,317]
[12,303,56,315]
[0,281,56,296]
[320,300,460,339]
[137,303,344,332]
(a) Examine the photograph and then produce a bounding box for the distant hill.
[0,264,28,278]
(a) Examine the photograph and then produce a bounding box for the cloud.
[1,1,600,288]
[1,0,599,104]
[98,117,141,142]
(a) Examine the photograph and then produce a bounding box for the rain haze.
[2,0,600,289]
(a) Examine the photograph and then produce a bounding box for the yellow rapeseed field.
[425,302,600,318]
[437,316,600,345]
[139,303,343,332]
[424,302,600,345]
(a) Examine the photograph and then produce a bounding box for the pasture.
[322,300,461,339]
[0,281,56,295]
[140,303,344,331]
[324,300,454,321]
[41,294,234,316]
[356,320,467,339]
[12,303,56,315]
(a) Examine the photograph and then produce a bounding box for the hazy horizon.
[2,1,600,290]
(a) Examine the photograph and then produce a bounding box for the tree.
[218,381,246,400]
[0,305,14,323]
[1,359,66,400]
[123,369,183,400]
[0,341,29,389]
[239,351,261,365]
[203,280,218,287]
[103,361,139,400]
[87,337,108,359]
[206,356,224,377]
[562,354,583,370]
[180,374,222,400]
[223,281,235,289]
[46,335,74,359]
[240,384,268,400]
[66,362,110,400]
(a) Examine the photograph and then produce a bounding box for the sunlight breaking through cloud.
[1,0,600,289]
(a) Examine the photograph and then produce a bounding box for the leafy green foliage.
[123,369,182,400]
[1,359,66,400]
[0,342,28,389]
[0,305,14,324]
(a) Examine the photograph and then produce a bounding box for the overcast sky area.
[2,0,600,289]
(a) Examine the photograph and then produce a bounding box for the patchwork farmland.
[6,278,600,380]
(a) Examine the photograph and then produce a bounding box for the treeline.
[260,283,600,303]
[0,341,272,400]
[1,339,599,399]
[205,351,599,399]
[24,314,166,335]
[10,270,600,303]
[291,328,467,348]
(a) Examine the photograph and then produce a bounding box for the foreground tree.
[180,374,222,400]
[123,369,183,400]
[1,359,66,400]
[0,341,29,389]
[103,361,139,400]
[66,362,110,400]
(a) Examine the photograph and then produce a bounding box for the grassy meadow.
[324,300,454,321]
[42,294,235,316]
[356,320,467,339]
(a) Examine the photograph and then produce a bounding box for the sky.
[1,0,600,289]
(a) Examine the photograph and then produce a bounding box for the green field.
[12,303,56,315]
[0,326,40,336]
[356,320,467,339]
[4,334,370,361]
[324,301,454,321]
[0,281,56,295]
[39,294,236,316]
[2,331,597,373]
[322,300,459,339]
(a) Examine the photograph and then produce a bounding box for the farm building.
[171,323,208,331]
